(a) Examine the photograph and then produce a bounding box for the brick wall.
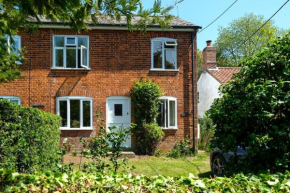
[0,28,198,152]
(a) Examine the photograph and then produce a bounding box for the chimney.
[203,40,217,70]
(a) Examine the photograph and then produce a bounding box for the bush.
[130,78,164,155]
[167,137,193,158]
[1,168,290,192]
[198,116,215,151]
[0,100,61,173]
[208,32,290,173]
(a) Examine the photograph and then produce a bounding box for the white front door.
[106,96,131,148]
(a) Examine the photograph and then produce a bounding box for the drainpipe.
[191,30,196,152]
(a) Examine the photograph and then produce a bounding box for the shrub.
[130,78,164,155]
[1,168,290,192]
[0,100,61,173]
[198,116,215,151]
[208,32,290,173]
[167,137,193,158]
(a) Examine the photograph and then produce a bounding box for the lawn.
[64,152,211,178]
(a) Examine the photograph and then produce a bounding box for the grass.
[65,152,211,178]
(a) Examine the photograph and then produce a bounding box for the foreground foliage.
[209,31,290,173]
[0,169,290,192]
[0,100,61,173]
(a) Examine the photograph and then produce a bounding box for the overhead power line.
[198,0,238,34]
[233,0,289,52]
[168,0,186,9]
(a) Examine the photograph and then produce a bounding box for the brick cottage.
[0,16,201,152]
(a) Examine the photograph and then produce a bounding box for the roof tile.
[207,67,241,84]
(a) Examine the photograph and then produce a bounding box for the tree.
[215,13,283,67]
[0,0,173,83]
[197,49,203,76]
[208,31,290,173]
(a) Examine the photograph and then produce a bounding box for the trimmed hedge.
[0,169,289,192]
[0,100,61,173]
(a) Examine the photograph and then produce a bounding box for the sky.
[142,0,290,50]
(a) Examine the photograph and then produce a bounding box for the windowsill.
[51,67,91,71]
[60,128,93,131]
[162,128,178,130]
[150,69,179,72]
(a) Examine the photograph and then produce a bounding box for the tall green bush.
[198,116,215,151]
[0,100,61,173]
[208,31,290,173]
[130,78,164,155]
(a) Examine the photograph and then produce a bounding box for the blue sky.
[142,0,290,50]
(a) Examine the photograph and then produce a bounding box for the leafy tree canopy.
[215,13,285,67]
[208,31,290,173]
[0,0,173,83]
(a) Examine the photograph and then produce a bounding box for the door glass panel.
[169,100,176,127]
[114,104,123,116]
[70,100,80,128]
[165,48,176,69]
[153,41,163,68]
[83,101,91,127]
[60,101,67,127]
[157,100,166,127]
[66,49,76,68]
[55,49,64,67]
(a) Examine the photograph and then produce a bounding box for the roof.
[32,15,201,30]
[207,67,241,84]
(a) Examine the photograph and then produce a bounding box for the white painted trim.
[151,37,178,70]
[38,24,196,32]
[150,69,179,72]
[56,96,93,130]
[159,96,178,130]
[0,95,21,105]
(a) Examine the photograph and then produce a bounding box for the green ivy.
[0,100,61,173]
[208,31,290,173]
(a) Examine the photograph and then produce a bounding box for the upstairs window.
[157,96,177,129]
[6,35,21,64]
[56,96,93,130]
[53,36,89,69]
[151,38,177,70]
[0,96,21,105]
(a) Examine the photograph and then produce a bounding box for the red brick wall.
[0,28,198,152]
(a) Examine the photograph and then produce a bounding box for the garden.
[1,33,290,192]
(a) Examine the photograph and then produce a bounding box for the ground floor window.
[56,96,93,130]
[157,96,177,129]
[0,96,21,105]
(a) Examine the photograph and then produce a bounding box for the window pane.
[82,48,88,67]
[60,101,67,127]
[9,99,19,105]
[153,41,162,68]
[169,100,176,127]
[114,104,123,116]
[11,38,20,55]
[66,49,76,68]
[83,101,91,127]
[54,37,64,47]
[67,37,76,45]
[157,100,166,127]
[70,100,80,128]
[55,49,64,67]
[165,48,176,69]
[78,37,88,47]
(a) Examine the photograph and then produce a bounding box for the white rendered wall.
[197,72,221,117]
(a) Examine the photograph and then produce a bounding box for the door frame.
[106,96,131,147]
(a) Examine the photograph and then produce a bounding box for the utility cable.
[233,0,289,52]
[198,0,238,34]
[168,0,186,9]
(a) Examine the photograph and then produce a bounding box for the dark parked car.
[210,147,246,176]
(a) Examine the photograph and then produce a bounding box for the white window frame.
[0,96,21,105]
[6,35,22,64]
[158,96,178,129]
[53,35,90,69]
[56,96,93,130]
[151,37,178,71]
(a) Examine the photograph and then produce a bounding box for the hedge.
[0,169,289,192]
[0,100,61,173]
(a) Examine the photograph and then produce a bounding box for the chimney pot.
[206,40,212,47]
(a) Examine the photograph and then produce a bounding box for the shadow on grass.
[198,171,212,178]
